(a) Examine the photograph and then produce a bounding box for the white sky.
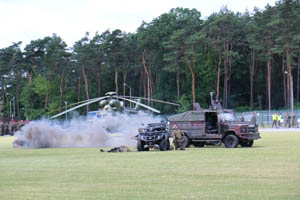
[0,0,277,49]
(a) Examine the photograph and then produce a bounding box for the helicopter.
[50,91,180,120]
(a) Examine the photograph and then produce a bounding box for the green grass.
[0,131,300,200]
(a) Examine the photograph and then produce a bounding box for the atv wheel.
[182,136,190,148]
[194,142,205,147]
[224,134,239,148]
[159,138,168,151]
[137,140,149,151]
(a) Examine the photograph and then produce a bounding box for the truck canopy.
[168,111,206,122]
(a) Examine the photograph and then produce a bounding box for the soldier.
[291,112,296,128]
[0,120,3,136]
[285,112,291,128]
[8,120,17,135]
[172,124,185,150]
[277,113,282,127]
[272,113,277,128]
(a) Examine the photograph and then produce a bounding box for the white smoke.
[13,112,163,148]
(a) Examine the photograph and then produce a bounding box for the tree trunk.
[97,64,102,97]
[114,68,118,93]
[176,69,180,102]
[139,70,143,97]
[297,49,300,103]
[286,48,294,113]
[148,57,153,104]
[184,50,195,106]
[216,49,221,101]
[123,70,127,96]
[28,71,33,86]
[1,75,8,103]
[227,41,233,107]
[223,40,229,109]
[267,57,272,112]
[142,51,151,105]
[282,56,287,108]
[59,70,65,113]
[16,82,20,117]
[250,49,255,110]
[77,72,81,103]
[45,92,48,111]
[82,65,89,112]
[29,58,35,86]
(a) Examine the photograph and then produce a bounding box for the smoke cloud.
[13,112,163,148]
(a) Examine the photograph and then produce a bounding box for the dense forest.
[0,0,300,120]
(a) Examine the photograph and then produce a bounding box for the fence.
[236,109,300,126]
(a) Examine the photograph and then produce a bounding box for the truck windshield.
[219,113,237,122]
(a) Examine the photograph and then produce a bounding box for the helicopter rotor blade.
[48,97,103,114]
[122,96,180,106]
[117,96,161,113]
[50,96,108,119]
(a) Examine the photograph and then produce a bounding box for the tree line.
[0,0,300,120]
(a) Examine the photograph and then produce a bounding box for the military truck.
[168,110,260,148]
[136,122,170,151]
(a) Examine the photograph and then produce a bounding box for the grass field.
[0,131,300,200]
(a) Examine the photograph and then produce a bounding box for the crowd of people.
[271,112,298,128]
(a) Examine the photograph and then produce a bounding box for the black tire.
[137,139,143,151]
[223,134,239,148]
[182,135,190,148]
[159,137,168,151]
[194,142,205,147]
[137,139,149,151]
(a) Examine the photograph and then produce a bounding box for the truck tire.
[182,135,190,148]
[137,140,149,151]
[224,134,239,148]
[159,138,168,151]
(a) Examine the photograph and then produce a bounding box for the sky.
[0,0,277,49]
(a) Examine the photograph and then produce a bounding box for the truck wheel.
[182,136,190,148]
[159,138,168,151]
[194,142,205,147]
[137,139,143,151]
[224,134,239,148]
[137,140,149,151]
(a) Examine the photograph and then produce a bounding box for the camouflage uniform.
[0,121,3,136]
[285,112,291,128]
[172,128,185,150]
[291,113,296,128]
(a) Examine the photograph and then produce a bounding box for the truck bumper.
[240,132,261,140]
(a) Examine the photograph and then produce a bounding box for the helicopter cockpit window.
[87,112,97,118]
[87,112,103,120]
